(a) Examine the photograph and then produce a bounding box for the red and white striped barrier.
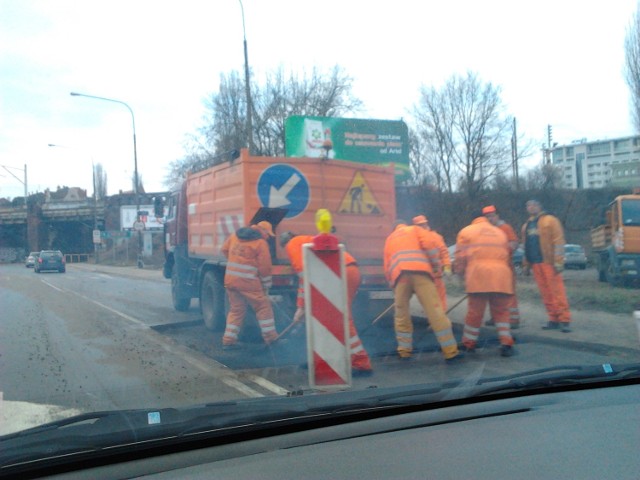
[302,234,351,389]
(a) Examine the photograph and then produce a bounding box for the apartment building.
[549,135,640,189]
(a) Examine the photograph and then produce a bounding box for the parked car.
[564,244,587,270]
[24,252,39,268]
[34,250,65,273]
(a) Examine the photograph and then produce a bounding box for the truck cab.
[592,193,640,286]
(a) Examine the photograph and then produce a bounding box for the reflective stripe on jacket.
[521,213,565,266]
[455,217,513,294]
[222,227,272,291]
[383,224,440,287]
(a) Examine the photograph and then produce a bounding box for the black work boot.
[542,321,560,330]
[500,345,515,357]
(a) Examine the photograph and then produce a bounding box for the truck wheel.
[172,269,191,312]
[201,270,226,331]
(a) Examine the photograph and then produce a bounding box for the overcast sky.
[0,0,637,199]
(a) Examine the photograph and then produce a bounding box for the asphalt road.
[1,262,639,435]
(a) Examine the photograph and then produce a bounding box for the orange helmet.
[412,215,428,225]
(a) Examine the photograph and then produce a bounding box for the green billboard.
[285,116,410,179]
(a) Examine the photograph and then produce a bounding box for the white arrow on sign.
[269,172,301,208]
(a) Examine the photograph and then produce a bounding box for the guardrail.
[65,253,92,263]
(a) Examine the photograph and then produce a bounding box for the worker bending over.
[383,220,462,363]
[280,231,373,376]
[221,221,278,349]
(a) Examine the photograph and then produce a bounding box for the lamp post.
[238,0,254,154]
[70,92,143,268]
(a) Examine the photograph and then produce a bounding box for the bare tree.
[252,66,363,156]
[625,5,640,132]
[524,163,563,190]
[93,163,107,199]
[412,71,512,199]
[166,65,363,187]
[412,88,456,192]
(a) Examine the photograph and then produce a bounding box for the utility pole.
[512,117,520,190]
[238,0,254,154]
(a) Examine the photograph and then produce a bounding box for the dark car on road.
[564,244,587,269]
[34,250,65,273]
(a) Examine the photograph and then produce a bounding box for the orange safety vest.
[222,227,272,292]
[455,217,513,294]
[383,224,441,287]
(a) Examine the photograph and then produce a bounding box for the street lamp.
[238,0,254,154]
[70,91,143,268]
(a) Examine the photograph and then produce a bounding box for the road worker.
[481,205,521,329]
[221,221,278,349]
[521,199,572,332]
[412,215,451,310]
[455,214,516,357]
[383,220,462,363]
[279,231,373,376]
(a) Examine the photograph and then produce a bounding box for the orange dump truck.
[591,192,640,287]
[163,149,396,330]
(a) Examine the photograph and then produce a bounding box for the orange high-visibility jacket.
[496,221,518,252]
[222,227,272,291]
[285,234,357,308]
[383,224,442,287]
[521,213,566,266]
[455,217,513,294]
[285,235,357,274]
[433,230,451,270]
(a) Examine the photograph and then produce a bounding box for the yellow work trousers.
[393,272,459,360]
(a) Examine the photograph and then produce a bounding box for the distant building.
[548,135,640,189]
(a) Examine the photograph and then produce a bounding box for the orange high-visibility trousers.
[462,293,514,349]
[346,264,372,371]
[531,263,571,323]
[393,273,459,360]
[223,288,277,345]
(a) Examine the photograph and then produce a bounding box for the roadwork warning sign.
[337,171,382,215]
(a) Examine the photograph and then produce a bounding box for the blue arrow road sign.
[257,164,309,218]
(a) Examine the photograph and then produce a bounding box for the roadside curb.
[68,263,165,281]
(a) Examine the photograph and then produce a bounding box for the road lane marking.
[50,286,273,398]
[41,279,64,292]
[241,373,290,395]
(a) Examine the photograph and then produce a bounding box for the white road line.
[41,279,64,292]
[242,373,290,395]
[46,285,277,399]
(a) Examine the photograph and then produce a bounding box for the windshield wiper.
[471,363,640,397]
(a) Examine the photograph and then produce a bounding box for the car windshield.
[1,0,639,475]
